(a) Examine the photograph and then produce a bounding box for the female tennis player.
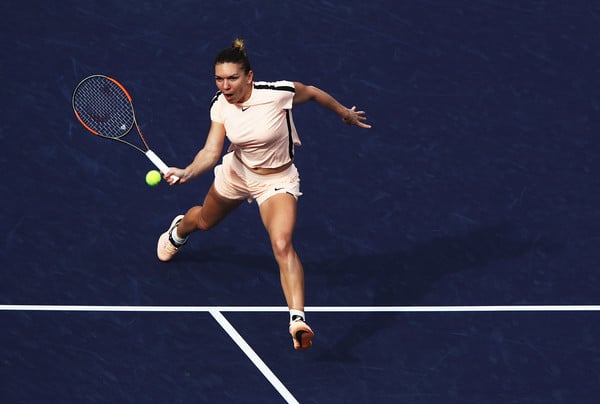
[157,38,370,350]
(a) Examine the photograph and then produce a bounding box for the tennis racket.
[72,74,179,182]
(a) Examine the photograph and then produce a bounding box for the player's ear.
[247,70,254,84]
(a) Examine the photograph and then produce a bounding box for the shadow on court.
[316,222,562,362]
[2,0,600,402]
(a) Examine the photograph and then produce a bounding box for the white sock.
[170,227,187,245]
[289,309,305,323]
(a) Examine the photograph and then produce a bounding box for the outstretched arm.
[293,81,371,129]
[164,121,226,185]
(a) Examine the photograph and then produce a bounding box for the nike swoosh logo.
[242,106,250,111]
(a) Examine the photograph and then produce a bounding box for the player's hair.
[214,38,252,73]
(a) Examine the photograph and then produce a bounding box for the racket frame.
[72,74,178,182]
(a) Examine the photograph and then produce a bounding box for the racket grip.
[145,150,180,183]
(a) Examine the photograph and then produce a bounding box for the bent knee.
[197,214,216,231]
[271,236,294,258]
[187,206,216,231]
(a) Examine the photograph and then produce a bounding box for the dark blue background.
[1,1,599,402]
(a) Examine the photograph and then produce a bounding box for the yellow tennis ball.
[145,170,161,186]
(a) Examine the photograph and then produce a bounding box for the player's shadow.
[317,221,548,304]
[182,221,561,362]
[308,221,563,362]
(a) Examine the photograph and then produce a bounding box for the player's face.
[215,63,253,104]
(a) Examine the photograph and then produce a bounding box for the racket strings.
[73,77,134,138]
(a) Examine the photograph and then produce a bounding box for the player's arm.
[165,121,226,185]
[292,81,371,128]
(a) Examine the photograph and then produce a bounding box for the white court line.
[3,304,600,403]
[209,309,299,404]
[2,305,600,312]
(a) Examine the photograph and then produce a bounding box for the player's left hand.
[343,106,371,128]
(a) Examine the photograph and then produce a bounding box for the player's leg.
[259,193,314,350]
[157,184,242,261]
[179,184,243,235]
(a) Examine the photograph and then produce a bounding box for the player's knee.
[271,236,293,259]
[186,206,214,231]
[197,214,215,231]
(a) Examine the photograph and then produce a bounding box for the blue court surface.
[2,1,600,403]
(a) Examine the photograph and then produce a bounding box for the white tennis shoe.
[157,215,185,262]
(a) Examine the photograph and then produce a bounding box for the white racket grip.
[145,150,180,183]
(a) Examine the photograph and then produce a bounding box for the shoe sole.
[291,324,314,350]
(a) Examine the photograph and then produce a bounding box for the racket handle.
[145,150,180,183]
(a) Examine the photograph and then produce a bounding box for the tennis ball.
[145,170,161,186]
